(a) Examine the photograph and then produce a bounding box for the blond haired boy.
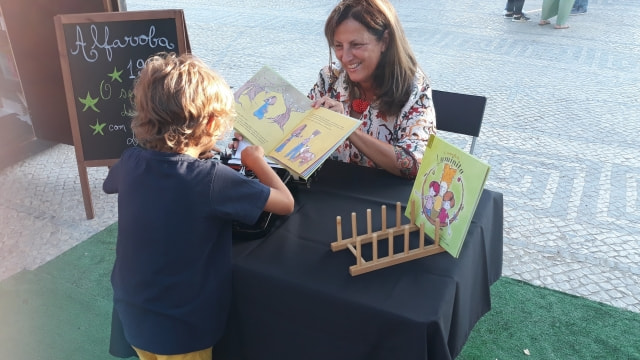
[103,52,293,360]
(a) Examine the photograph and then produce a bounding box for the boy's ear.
[206,115,217,133]
[206,115,225,139]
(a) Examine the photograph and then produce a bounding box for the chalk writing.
[69,24,175,63]
[109,124,127,132]
[126,58,146,79]
[127,135,139,146]
[59,13,184,162]
[99,80,112,100]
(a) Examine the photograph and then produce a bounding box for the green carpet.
[457,277,640,359]
[0,223,118,360]
[1,223,638,359]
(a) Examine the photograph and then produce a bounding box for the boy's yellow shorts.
[132,346,212,360]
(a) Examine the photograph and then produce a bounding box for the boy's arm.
[241,145,294,215]
[103,161,121,194]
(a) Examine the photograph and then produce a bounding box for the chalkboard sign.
[54,10,189,219]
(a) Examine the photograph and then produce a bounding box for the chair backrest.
[432,89,487,154]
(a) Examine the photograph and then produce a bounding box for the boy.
[103,52,294,360]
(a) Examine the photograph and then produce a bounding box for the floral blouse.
[308,63,436,179]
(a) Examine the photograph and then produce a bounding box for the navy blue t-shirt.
[103,147,270,354]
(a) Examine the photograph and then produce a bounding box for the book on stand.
[405,134,490,258]
[233,66,361,180]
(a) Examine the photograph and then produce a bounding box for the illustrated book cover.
[405,134,490,258]
[233,66,361,179]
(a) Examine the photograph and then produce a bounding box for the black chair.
[432,89,487,155]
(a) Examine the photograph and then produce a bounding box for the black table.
[215,160,503,360]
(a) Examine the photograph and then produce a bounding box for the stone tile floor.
[1,0,638,313]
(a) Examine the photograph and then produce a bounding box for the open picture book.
[405,135,490,258]
[233,66,361,179]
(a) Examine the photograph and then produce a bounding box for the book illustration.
[405,135,490,258]
[419,163,463,237]
[234,67,309,131]
[274,124,307,152]
[253,95,278,120]
[272,112,357,178]
[282,129,321,165]
[233,66,361,179]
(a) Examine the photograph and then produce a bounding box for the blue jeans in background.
[505,0,526,15]
[572,0,588,14]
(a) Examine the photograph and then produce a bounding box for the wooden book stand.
[330,200,445,276]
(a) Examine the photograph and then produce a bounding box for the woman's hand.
[311,95,345,115]
[228,132,243,152]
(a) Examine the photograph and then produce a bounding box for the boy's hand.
[240,145,265,169]
[240,144,294,215]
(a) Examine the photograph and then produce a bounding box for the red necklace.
[352,98,370,113]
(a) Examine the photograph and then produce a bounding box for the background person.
[571,0,588,15]
[504,0,531,21]
[309,0,436,179]
[103,52,294,360]
[539,0,576,29]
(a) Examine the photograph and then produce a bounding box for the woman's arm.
[308,66,435,179]
[347,130,401,176]
[388,76,437,178]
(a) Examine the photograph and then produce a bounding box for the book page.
[269,107,360,179]
[233,66,361,179]
[233,66,311,154]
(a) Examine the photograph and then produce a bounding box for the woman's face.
[333,18,387,90]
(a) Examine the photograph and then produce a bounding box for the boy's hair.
[131,52,235,153]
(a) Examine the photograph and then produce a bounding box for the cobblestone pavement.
[1,0,639,314]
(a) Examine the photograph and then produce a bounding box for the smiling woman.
[308,0,436,179]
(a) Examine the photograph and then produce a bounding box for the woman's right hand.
[228,132,244,152]
[311,95,345,115]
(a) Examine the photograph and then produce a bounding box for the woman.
[309,0,436,179]
[539,0,576,29]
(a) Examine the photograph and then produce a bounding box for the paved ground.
[1,0,639,314]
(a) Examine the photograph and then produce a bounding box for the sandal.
[539,20,550,25]
[554,24,570,29]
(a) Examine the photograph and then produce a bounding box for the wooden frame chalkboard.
[54,10,189,219]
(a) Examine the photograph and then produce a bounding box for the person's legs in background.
[581,0,589,13]
[511,0,530,21]
[504,0,515,18]
[571,0,588,15]
[540,0,559,24]
[555,0,576,28]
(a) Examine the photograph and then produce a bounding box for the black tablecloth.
[214,160,504,360]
